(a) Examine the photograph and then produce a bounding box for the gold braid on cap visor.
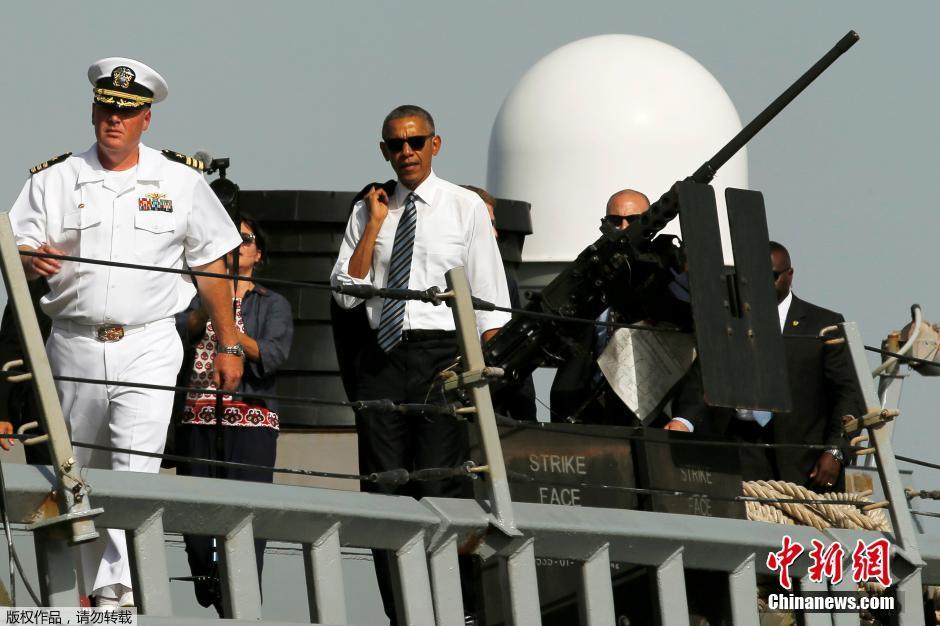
[93,88,154,108]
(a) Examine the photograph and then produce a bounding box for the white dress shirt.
[331,171,510,335]
[10,143,241,325]
[777,290,793,332]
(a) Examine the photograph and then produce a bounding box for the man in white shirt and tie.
[331,105,510,624]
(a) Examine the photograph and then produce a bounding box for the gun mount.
[484,31,859,411]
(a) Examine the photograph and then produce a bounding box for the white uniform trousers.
[47,317,183,596]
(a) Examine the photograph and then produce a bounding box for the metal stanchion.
[444,267,520,537]
[0,215,100,539]
[841,321,924,620]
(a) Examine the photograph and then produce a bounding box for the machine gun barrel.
[624,30,859,249]
[692,30,859,184]
[485,31,860,390]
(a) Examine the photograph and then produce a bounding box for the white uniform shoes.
[95,583,134,608]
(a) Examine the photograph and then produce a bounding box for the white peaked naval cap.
[87,57,168,109]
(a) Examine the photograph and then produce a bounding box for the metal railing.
[1,461,936,625]
[0,209,937,625]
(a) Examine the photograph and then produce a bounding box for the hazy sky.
[2,1,939,528]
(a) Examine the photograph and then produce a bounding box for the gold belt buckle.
[95,325,125,342]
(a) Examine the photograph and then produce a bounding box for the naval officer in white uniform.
[10,57,244,607]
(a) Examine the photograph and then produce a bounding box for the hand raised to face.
[364,185,390,225]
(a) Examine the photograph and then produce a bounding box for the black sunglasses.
[603,214,643,227]
[773,267,791,280]
[383,135,433,153]
[240,232,257,245]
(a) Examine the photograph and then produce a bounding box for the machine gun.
[484,31,859,413]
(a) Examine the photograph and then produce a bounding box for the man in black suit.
[550,189,650,424]
[666,241,862,491]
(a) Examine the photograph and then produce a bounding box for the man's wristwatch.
[826,447,845,463]
[217,343,245,357]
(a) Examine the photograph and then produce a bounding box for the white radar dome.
[488,34,748,263]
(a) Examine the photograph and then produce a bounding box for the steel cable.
[492,415,868,453]
[30,250,940,346]
[907,489,940,501]
[70,440,474,487]
[66,437,862,509]
[863,345,940,370]
[19,250,454,306]
[10,249,920,511]
[51,374,460,418]
[470,296,690,334]
[20,250,690,334]
[896,455,940,472]
[501,468,871,509]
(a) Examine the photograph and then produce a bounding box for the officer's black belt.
[400,329,456,342]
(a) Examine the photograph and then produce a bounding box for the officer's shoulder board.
[161,149,205,172]
[29,152,72,176]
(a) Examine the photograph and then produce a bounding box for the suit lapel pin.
[792,320,800,327]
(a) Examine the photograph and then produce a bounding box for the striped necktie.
[376,192,418,352]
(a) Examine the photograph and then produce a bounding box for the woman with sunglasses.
[175,216,294,615]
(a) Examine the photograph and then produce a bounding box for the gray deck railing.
[2,463,440,625]
[2,461,937,626]
[0,209,936,625]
